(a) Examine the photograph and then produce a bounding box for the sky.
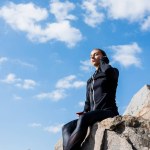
[0,0,150,150]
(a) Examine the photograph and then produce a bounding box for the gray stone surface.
[124,84,150,119]
[55,115,150,150]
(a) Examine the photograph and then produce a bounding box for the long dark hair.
[93,48,110,64]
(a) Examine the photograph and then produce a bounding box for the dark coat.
[84,57,119,115]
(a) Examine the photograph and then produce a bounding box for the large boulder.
[55,115,150,150]
[123,85,150,119]
[81,115,150,150]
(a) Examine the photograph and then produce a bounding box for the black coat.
[84,57,119,115]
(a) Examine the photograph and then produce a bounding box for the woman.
[62,48,119,150]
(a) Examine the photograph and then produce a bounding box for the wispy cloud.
[13,94,23,101]
[1,73,37,89]
[16,79,37,89]
[78,101,85,107]
[44,123,64,134]
[29,123,42,128]
[35,89,66,102]
[0,1,82,47]
[0,56,36,70]
[141,16,150,31]
[110,42,142,68]
[12,59,36,69]
[0,57,8,64]
[80,60,91,71]
[81,0,104,27]
[29,122,64,134]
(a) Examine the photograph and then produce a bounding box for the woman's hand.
[76,111,85,116]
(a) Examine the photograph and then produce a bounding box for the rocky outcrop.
[55,85,150,150]
[81,115,150,150]
[55,115,150,150]
[124,85,150,120]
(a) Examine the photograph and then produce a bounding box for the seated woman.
[62,48,119,150]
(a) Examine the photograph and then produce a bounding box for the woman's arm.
[83,83,91,112]
[100,56,119,81]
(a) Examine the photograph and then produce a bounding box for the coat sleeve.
[83,82,91,112]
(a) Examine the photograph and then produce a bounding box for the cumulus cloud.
[1,73,21,84]
[16,79,37,89]
[50,0,76,21]
[36,75,86,101]
[44,123,64,134]
[81,0,104,27]
[110,42,142,67]
[1,73,37,89]
[35,89,66,101]
[56,75,86,89]
[101,0,150,22]
[80,60,91,71]
[0,1,82,47]
[81,0,150,30]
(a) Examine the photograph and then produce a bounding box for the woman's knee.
[77,114,89,127]
[62,120,77,134]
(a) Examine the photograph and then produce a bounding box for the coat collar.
[87,70,106,83]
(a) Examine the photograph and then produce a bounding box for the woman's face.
[90,49,103,68]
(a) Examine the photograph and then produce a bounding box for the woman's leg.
[66,110,116,150]
[62,119,77,150]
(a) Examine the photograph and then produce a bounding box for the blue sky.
[0,0,150,150]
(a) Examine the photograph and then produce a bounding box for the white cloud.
[13,59,36,69]
[50,0,76,21]
[141,16,150,31]
[0,57,8,64]
[0,2,82,47]
[56,75,86,89]
[0,2,48,30]
[110,42,142,67]
[1,73,21,84]
[81,0,104,27]
[78,101,85,107]
[81,0,150,30]
[44,123,64,134]
[80,60,91,71]
[1,73,37,89]
[13,94,23,101]
[101,0,150,22]
[29,123,42,128]
[16,79,37,89]
[35,89,66,101]
[35,75,85,101]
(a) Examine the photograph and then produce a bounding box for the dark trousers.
[62,110,118,150]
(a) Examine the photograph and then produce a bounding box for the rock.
[123,85,150,119]
[55,115,150,150]
[81,115,150,150]
[55,139,63,150]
